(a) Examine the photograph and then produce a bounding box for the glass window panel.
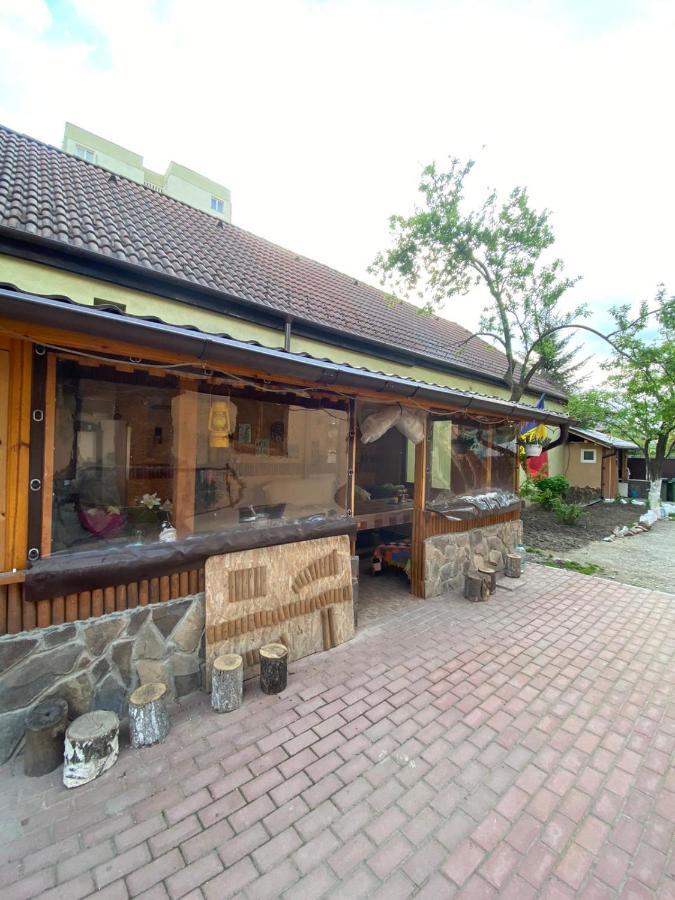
[51,360,178,552]
[354,425,414,514]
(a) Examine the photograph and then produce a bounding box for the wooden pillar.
[410,416,429,599]
[172,385,199,538]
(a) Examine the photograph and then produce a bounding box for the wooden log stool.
[212,654,243,713]
[478,565,497,595]
[129,683,170,748]
[464,572,488,602]
[63,710,119,788]
[505,553,522,579]
[260,643,288,695]
[24,698,68,777]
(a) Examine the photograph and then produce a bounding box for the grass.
[538,556,603,576]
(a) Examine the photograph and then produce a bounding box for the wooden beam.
[5,339,32,571]
[40,353,56,557]
[410,417,430,599]
[172,385,199,538]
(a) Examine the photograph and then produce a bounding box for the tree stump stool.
[129,683,170,748]
[505,553,522,578]
[212,654,243,713]
[63,710,119,788]
[260,643,288,694]
[464,572,488,602]
[24,698,69,777]
[478,565,497,595]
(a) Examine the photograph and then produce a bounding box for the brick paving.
[1,567,674,899]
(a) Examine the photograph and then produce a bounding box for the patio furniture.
[212,654,243,712]
[371,541,411,577]
[63,710,119,788]
[505,553,522,578]
[260,643,288,694]
[129,683,170,748]
[24,698,68,777]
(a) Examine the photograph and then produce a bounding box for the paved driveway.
[1,567,674,899]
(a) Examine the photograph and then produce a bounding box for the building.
[564,427,638,499]
[0,123,568,762]
[62,123,232,222]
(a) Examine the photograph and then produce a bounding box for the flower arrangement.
[137,493,173,514]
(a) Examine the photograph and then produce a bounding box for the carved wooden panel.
[205,535,354,684]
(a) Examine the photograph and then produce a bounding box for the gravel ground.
[522,501,646,552]
[561,519,675,593]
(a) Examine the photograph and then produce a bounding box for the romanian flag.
[521,395,549,477]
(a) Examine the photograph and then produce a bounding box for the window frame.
[75,144,95,163]
[210,196,225,214]
[580,447,597,464]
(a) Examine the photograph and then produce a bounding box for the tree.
[371,157,587,401]
[568,291,675,505]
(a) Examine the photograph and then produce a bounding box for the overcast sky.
[0,0,672,376]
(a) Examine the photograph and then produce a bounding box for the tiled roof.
[569,426,638,451]
[0,124,564,398]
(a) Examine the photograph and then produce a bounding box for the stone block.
[170,651,200,676]
[170,598,204,654]
[152,599,191,638]
[175,671,201,697]
[94,674,128,717]
[48,671,94,718]
[83,619,125,657]
[0,637,39,673]
[126,607,150,636]
[0,709,27,764]
[1,644,82,712]
[112,639,134,685]
[133,622,165,660]
[43,624,78,649]
[136,659,171,691]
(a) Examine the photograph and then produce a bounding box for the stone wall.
[424,520,523,598]
[0,594,204,765]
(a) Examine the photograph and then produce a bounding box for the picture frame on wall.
[238,423,252,443]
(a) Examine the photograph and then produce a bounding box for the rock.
[602,536,615,542]
[83,619,125,657]
[63,711,119,788]
[133,623,165,661]
[92,657,110,681]
[0,709,28,764]
[43,624,77,649]
[112,640,134,685]
[0,637,39,673]
[170,598,204,654]
[94,674,128,717]
[152,600,191,638]
[136,659,170,690]
[48,672,94,718]
[169,652,200,677]
[1,644,82,712]
[175,672,201,698]
[126,608,150,637]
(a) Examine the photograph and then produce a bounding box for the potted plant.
[519,423,549,457]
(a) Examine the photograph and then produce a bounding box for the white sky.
[0,0,673,377]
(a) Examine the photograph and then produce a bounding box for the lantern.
[208,399,236,448]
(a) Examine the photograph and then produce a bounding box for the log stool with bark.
[129,683,170,748]
[478,565,497,595]
[260,643,288,694]
[464,572,489,602]
[63,710,119,788]
[24,698,68,777]
[212,654,243,712]
[505,553,522,578]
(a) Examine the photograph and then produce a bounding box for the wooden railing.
[0,567,205,635]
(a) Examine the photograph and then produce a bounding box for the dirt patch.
[522,501,645,552]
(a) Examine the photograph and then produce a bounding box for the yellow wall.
[0,254,566,412]
[559,442,602,489]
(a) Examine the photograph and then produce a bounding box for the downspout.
[284,317,292,352]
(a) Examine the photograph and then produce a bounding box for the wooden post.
[505,553,522,578]
[63,711,119,788]
[464,572,488,602]
[129,682,170,748]
[24,698,68,777]
[172,386,199,539]
[260,643,288,694]
[5,340,32,579]
[211,654,243,712]
[410,416,429,598]
[40,353,56,559]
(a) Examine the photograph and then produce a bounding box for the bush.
[551,497,586,526]
[520,475,570,510]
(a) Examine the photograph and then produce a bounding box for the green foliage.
[568,291,675,483]
[520,475,569,510]
[551,497,586,526]
[371,157,586,401]
[543,559,601,575]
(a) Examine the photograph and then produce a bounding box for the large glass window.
[428,416,518,515]
[354,425,415,515]
[49,359,350,554]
